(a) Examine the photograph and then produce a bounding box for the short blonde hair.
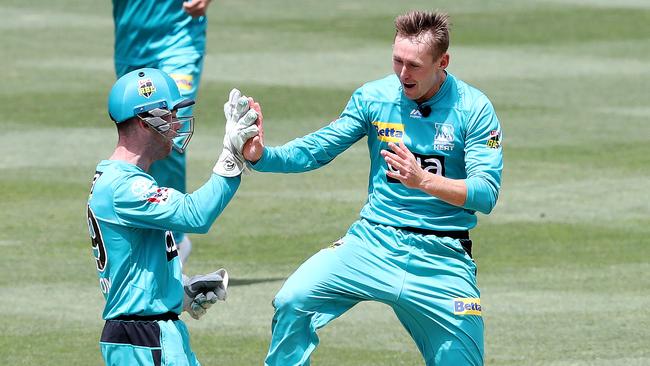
[394,11,450,59]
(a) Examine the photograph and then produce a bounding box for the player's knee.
[272,286,311,314]
[430,340,483,366]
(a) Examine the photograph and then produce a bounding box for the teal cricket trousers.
[100,317,200,366]
[265,219,484,366]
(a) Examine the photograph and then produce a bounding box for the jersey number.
[87,206,107,272]
[165,231,179,261]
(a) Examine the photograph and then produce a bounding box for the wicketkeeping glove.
[213,89,259,177]
[182,268,229,320]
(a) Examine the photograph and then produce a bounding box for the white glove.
[213,89,259,177]
[182,268,229,320]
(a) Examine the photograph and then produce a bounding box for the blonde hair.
[394,11,450,59]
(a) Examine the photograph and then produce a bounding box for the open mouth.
[403,82,416,90]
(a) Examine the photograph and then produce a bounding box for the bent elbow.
[476,197,496,215]
[464,177,500,214]
[195,222,211,234]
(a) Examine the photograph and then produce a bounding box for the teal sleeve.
[112,173,240,233]
[252,89,368,173]
[462,96,503,214]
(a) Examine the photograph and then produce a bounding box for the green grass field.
[1,0,649,364]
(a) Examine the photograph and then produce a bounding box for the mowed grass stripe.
[2,0,649,365]
[201,48,392,88]
[475,222,649,268]
[0,6,112,30]
[449,45,650,82]
[453,6,650,46]
[538,0,650,9]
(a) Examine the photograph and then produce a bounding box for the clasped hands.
[213,89,262,177]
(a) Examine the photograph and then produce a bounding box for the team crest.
[433,123,455,151]
[487,130,501,149]
[138,78,156,98]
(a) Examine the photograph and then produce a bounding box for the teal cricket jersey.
[112,0,207,65]
[86,160,239,320]
[252,73,503,231]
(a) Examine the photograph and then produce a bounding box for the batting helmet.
[107,68,195,153]
[108,68,194,123]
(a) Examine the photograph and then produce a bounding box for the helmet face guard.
[170,116,194,154]
[138,108,194,154]
[108,68,196,154]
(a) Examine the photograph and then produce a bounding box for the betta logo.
[372,122,404,143]
[170,74,194,91]
[453,298,482,316]
[138,78,156,98]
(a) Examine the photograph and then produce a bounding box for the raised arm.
[112,89,261,232]
[244,88,369,173]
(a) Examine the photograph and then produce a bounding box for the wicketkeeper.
[86,68,259,365]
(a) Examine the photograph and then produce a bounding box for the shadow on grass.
[229,277,286,286]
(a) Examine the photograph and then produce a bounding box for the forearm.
[418,173,499,214]
[418,173,467,207]
[168,174,241,233]
[114,173,240,233]
[251,145,327,173]
[463,175,499,214]
[251,116,366,173]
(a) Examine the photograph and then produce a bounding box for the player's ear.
[135,118,149,130]
[116,117,142,135]
[437,53,450,69]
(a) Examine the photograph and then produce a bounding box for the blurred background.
[1,0,649,364]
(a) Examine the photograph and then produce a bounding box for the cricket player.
[112,0,214,264]
[87,68,259,365]
[243,11,503,366]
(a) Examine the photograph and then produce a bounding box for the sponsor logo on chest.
[387,152,445,182]
[372,121,404,143]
